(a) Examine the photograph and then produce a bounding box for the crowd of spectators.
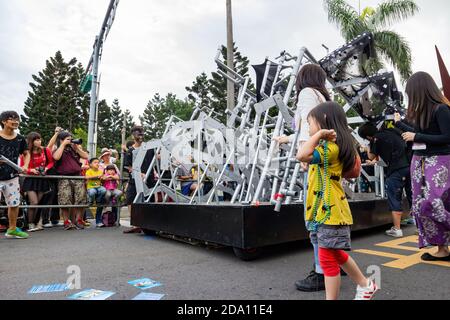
[0,117,133,237]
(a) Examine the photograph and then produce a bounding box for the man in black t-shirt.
[0,111,29,239]
[358,123,413,238]
[123,126,155,234]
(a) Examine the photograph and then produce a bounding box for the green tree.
[324,0,419,82]
[186,72,212,109]
[140,93,168,141]
[75,63,90,127]
[73,127,88,151]
[110,99,123,144]
[186,44,254,122]
[109,99,135,148]
[140,93,193,140]
[168,95,194,121]
[21,51,90,142]
[124,108,135,142]
[97,99,114,149]
[210,44,253,121]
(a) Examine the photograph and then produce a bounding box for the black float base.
[131,199,392,260]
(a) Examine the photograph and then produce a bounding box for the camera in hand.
[37,167,46,175]
[71,138,83,145]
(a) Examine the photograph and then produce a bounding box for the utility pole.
[88,36,100,157]
[226,0,235,112]
[120,112,127,178]
[86,0,120,157]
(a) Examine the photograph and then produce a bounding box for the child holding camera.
[20,132,54,232]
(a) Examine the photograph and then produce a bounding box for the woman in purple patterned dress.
[394,71,450,261]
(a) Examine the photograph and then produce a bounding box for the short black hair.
[105,164,117,172]
[358,123,378,140]
[89,157,99,164]
[56,131,72,147]
[0,111,20,128]
[131,126,144,134]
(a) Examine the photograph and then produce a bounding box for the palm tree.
[324,0,419,82]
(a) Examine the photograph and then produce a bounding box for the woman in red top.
[21,132,54,231]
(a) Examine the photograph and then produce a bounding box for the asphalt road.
[0,221,449,300]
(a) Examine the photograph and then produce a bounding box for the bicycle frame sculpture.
[132,32,401,210]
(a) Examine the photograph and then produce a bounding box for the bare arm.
[367,152,377,161]
[75,145,89,160]
[52,140,70,161]
[22,150,30,171]
[86,172,103,180]
[47,127,62,150]
[296,129,336,163]
[365,145,377,161]
[101,173,115,181]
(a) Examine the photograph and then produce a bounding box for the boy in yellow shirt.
[85,158,106,227]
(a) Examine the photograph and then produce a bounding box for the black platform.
[131,199,392,250]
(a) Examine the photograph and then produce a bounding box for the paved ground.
[0,220,449,300]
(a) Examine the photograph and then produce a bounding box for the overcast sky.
[0,0,449,122]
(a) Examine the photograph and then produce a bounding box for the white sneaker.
[43,223,53,228]
[28,223,39,232]
[36,222,44,231]
[96,223,105,228]
[354,279,379,300]
[385,227,403,238]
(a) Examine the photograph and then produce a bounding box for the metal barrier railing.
[17,174,130,181]
[0,174,131,226]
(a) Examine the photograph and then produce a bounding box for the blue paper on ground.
[28,283,70,294]
[128,278,162,290]
[132,292,165,300]
[67,289,115,300]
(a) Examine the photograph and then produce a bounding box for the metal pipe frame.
[252,47,307,203]
[129,41,394,210]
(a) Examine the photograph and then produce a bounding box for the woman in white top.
[274,64,332,292]
[274,64,331,146]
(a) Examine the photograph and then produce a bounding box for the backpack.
[342,155,362,179]
[102,211,116,227]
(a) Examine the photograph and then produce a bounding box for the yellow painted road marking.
[354,236,450,270]
[375,236,421,252]
[354,250,405,260]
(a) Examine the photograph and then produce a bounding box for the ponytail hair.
[307,102,356,173]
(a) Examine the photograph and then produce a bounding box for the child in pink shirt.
[102,164,123,205]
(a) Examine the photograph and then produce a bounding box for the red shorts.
[318,247,349,277]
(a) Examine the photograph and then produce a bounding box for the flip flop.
[421,253,450,261]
